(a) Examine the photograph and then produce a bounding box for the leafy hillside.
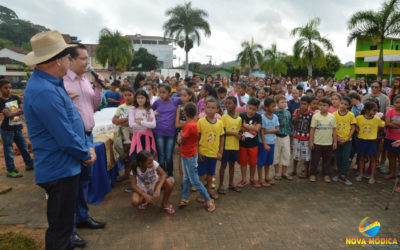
[0,5,48,50]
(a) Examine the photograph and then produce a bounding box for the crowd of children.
[106,74,400,215]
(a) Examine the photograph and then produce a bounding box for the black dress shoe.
[71,232,87,247]
[76,217,106,229]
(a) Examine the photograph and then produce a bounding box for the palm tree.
[96,28,133,81]
[259,44,287,77]
[163,2,211,77]
[236,38,263,74]
[347,0,400,78]
[291,17,333,77]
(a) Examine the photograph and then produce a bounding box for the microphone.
[87,65,106,89]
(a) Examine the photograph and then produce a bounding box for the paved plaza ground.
[1,153,400,249]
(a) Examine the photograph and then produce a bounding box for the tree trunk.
[112,65,117,83]
[308,59,313,77]
[185,50,189,78]
[377,39,384,78]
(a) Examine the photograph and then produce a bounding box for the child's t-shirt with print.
[333,111,356,140]
[274,109,291,136]
[221,114,242,151]
[311,113,336,145]
[115,103,132,119]
[0,95,22,131]
[197,117,224,158]
[131,160,159,194]
[293,110,313,141]
[239,112,261,148]
[385,108,400,140]
[356,115,385,140]
[260,113,279,145]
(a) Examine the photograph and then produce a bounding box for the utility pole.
[206,55,212,65]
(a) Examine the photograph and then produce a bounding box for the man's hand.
[93,73,105,89]
[82,147,96,166]
[67,90,80,100]
[333,142,337,150]
[264,144,270,152]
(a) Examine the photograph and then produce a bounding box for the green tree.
[347,0,400,78]
[0,5,47,46]
[0,38,14,47]
[291,17,333,77]
[132,48,158,71]
[259,43,287,77]
[236,38,263,74]
[189,62,202,72]
[163,2,211,77]
[96,28,133,80]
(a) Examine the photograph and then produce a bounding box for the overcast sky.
[2,0,383,66]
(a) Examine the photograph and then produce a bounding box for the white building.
[125,34,174,69]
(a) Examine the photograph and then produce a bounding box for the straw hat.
[24,30,76,66]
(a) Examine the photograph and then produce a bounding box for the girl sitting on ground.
[130,150,175,215]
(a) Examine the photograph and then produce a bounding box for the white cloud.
[0,0,385,66]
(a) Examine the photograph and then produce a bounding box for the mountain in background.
[0,5,48,50]
[343,61,354,67]
[219,60,240,68]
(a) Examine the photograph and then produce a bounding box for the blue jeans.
[74,134,93,229]
[154,134,175,177]
[181,154,210,201]
[1,129,33,172]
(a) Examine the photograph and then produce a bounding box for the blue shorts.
[198,156,217,176]
[356,139,377,156]
[221,150,239,163]
[257,143,275,167]
[384,138,400,152]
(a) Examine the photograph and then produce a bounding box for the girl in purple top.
[152,84,181,177]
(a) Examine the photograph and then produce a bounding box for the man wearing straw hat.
[23,30,96,250]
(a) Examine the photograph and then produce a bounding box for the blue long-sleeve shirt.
[23,68,91,184]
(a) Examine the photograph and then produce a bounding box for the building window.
[368,62,377,67]
[370,45,377,50]
[142,40,157,44]
[396,45,399,50]
[133,40,141,44]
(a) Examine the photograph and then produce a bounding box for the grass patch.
[0,231,39,250]
[335,67,355,80]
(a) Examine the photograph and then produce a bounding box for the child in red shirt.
[177,102,215,212]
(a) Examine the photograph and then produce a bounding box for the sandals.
[274,175,282,181]
[138,202,148,210]
[217,188,227,195]
[266,179,275,185]
[162,204,176,215]
[261,182,271,187]
[178,199,189,208]
[210,193,219,200]
[196,196,205,203]
[282,175,293,181]
[229,186,242,192]
[206,199,216,212]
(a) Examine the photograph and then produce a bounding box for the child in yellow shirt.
[198,97,224,200]
[333,96,356,185]
[218,96,242,194]
[356,101,385,184]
